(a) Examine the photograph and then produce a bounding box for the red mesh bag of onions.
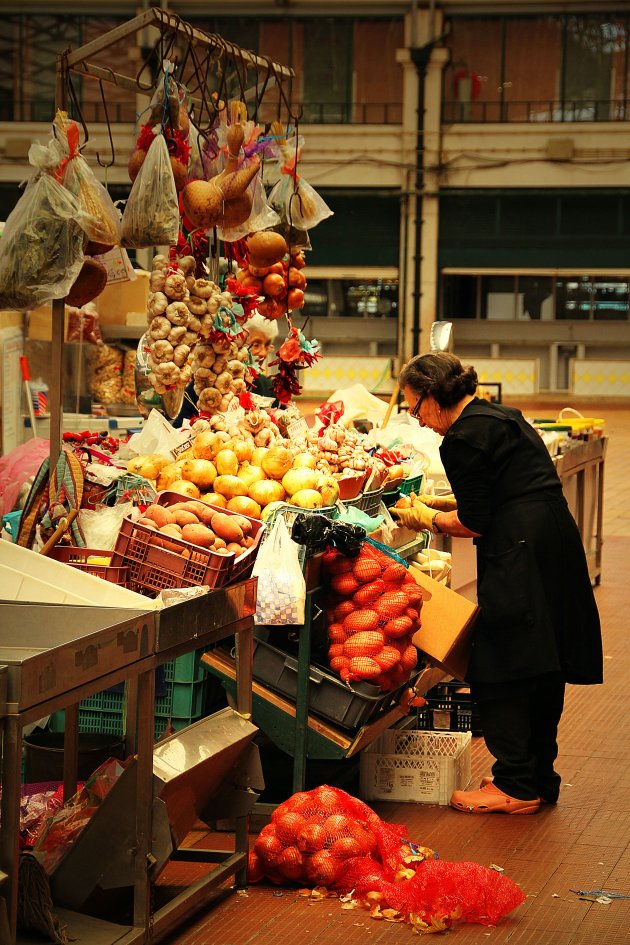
[248,784,408,888]
[321,543,424,691]
[339,855,527,932]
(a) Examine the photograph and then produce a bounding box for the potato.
[144,504,173,528]
[171,509,200,527]
[211,512,244,543]
[181,523,215,548]
[159,523,182,538]
[137,517,157,529]
[227,513,253,536]
[226,542,244,555]
[213,537,227,549]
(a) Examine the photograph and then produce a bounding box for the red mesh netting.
[321,543,423,691]
[339,856,527,930]
[249,784,408,888]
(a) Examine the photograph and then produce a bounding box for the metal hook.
[96,77,115,168]
[65,70,90,149]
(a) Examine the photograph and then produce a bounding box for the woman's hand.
[390,499,440,533]
[417,493,457,511]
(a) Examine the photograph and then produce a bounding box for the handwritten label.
[286,417,309,440]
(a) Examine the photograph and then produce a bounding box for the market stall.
[0,8,605,943]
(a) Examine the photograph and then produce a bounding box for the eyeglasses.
[410,395,426,419]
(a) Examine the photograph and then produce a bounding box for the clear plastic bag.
[219,167,280,242]
[269,134,334,230]
[121,134,180,248]
[252,515,306,625]
[62,153,121,251]
[0,141,86,310]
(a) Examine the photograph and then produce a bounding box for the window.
[443,13,630,123]
[441,272,630,321]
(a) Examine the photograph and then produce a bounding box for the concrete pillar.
[397,10,449,365]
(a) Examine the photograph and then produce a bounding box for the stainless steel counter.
[0,578,257,945]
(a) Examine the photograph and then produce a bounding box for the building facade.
[0,0,628,397]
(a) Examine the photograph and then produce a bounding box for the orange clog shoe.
[450,782,540,814]
[480,775,556,804]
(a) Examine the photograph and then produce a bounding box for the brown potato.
[171,509,200,527]
[144,504,172,528]
[210,511,244,543]
[181,524,215,548]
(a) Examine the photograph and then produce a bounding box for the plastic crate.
[342,485,384,518]
[251,637,419,732]
[382,473,425,509]
[360,729,472,805]
[48,651,208,741]
[49,547,129,586]
[400,473,424,496]
[2,511,22,542]
[417,681,482,735]
[111,493,264,597]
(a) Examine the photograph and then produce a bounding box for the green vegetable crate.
[48,650,208,741]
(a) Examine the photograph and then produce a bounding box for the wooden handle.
[39,508,78,556]
[381,382,400,430]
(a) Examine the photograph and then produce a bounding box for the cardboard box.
[95,269,150,325]
[26,304,69,341]
[410,563,478,681]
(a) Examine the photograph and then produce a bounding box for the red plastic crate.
[49,546,129,586]
[111,492,264,597]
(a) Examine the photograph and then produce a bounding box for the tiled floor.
[163,401,630,945]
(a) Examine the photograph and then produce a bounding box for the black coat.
[440,399,602,686]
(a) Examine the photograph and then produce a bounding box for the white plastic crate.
[0,540,161,609]
[360,729,472,805]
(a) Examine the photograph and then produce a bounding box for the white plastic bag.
[252,516,306,625]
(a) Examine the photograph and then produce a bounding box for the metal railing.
[442,99,629,124]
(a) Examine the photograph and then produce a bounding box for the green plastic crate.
[48,651,208,741]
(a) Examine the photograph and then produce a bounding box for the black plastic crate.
[417,680,482,736]
[252,637,418,732]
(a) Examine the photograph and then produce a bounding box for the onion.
[249,479,285,507]
[292,452,317,470]
[201,491,226,507]
[261,445,293,480]
[318,475,340,506]
[180,458,217,490]
[227,496,262,519]
[212,475,249,499]
[261,500,286,522]
[156,460,187,491]
[232,439,254,463]
[168,479,201,499]
[238,464,267,488]
[250,446,269,467]
[192,431,218,460]
[215,449,239,477]
[291,489,323,509]
[282,467,319,496]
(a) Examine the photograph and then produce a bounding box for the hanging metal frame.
[48,7,294,466]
